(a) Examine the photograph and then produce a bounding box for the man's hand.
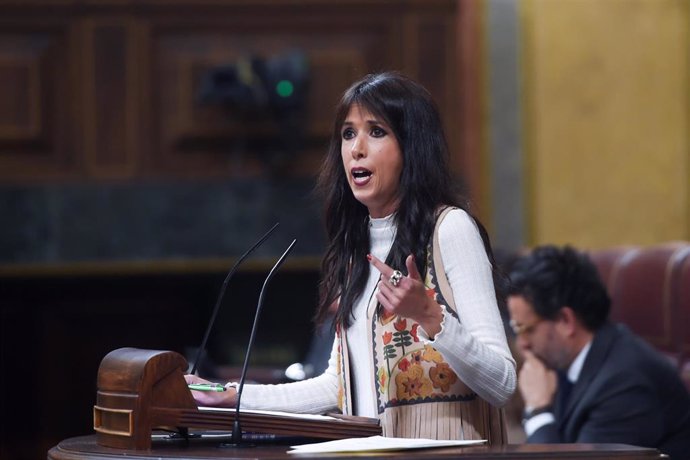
[519,350,557,409]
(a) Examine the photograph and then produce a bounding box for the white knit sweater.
[240,209,516,415]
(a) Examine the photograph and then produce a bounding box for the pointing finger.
[367,253,392,277]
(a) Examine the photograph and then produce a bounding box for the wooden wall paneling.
[0,22,79,181]
[288,47,368,174]
[0,52,40,139]
[416,13,459,167]
[0,1,463,183]
[455,0,484,210]
[0,4,463,459]
[147,16,399,178]
[81,18,140,179]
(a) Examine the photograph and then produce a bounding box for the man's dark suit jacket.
[528,322,690,459]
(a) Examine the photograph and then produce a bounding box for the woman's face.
[340,104,403,218]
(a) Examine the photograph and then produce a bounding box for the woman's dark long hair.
[315,72,497,328]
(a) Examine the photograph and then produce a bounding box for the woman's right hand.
[184,374,238,408]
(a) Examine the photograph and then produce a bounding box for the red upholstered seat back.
[670,247,690,389]
[588,246,639,295]
[605,244,686,365]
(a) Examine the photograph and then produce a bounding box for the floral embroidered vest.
[335,207,506,443]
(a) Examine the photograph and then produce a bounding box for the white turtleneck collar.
[369,213,396,229]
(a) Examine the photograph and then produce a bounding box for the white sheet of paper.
[197,407,338,421]
[288,435,486,454]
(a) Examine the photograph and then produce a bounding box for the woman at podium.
[186,72,516,443]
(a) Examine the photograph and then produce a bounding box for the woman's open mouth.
[351,167,372,185]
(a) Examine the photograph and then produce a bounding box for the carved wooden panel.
[0,1,461,181]
[0,24,77,181]
[82,19,141,178]
[416,14,459,163]
[147,22,392,177]
[0,53,40,139]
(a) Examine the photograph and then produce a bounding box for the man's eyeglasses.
[509,319,543,336]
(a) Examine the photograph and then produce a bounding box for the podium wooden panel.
[48,435,662,460]
[81,348,664,460]
[93,348,380,450]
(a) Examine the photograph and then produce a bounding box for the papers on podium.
[288,435,486,454]
[197,407,382,439]
[199,407,340,421]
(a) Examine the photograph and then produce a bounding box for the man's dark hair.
[507,245,610,331]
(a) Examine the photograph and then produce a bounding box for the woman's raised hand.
[368,253,443,338]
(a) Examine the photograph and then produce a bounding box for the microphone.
[190,222,280,376]
[229,238,298,446]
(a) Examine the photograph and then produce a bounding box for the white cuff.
[523,412,556,436]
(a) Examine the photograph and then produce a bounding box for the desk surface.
[48,435,662,460]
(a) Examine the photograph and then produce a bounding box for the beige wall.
[521,0,689,248]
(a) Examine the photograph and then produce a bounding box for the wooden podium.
[93,348,381,450]
[80,348,662,459]
[49,435,663,460]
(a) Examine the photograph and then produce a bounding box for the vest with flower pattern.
[335,207,506,443]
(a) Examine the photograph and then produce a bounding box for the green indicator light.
[276,80,294,98]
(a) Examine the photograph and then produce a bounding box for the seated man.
[507,245,690,458]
